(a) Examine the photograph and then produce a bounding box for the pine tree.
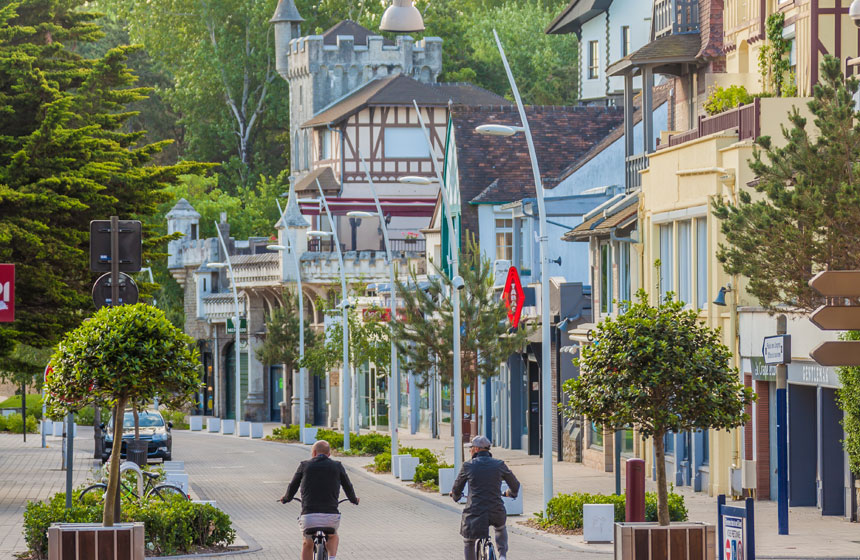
[0,0,208,368]
[713,56,860,312]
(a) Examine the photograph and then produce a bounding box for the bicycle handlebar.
[279,497,353,504]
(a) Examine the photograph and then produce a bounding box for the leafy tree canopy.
[713,56,860,312]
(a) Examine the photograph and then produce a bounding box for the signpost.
[762,335,791,365]
[502,267,524,328]
[226,318,248,334]
[718,495,755,560]
[0,264,15,322]
[808,271,860,366]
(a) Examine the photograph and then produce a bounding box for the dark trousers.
[463,525,507,560]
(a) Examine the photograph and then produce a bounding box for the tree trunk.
[132,403,139,441]
[654,431,670,526]
[103,397,127,526]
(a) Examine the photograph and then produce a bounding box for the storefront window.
[590,421,604,448]
[664,432,675,455]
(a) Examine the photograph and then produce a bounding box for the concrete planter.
[164,472,189,496]
[399,456,420,481]
[48,522,145,560]
[583,504,614,542]
[220,419,236,435]
[42,420,52,435]
[189,416,203,431]
[501,481,523,515]
[392,454,412,478]
[302,427,318,444]
[614,522,715,560]
[237,421,250,437]
[163,461,184,472]
[251,422,264,439]
[52,422,64,437]
[438,467,456,495]
[206,418,220,433]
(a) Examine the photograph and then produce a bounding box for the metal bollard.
[625,458,645,522]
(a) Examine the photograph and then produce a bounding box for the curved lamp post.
[349,156,400,469]
[208,233,242,422]
[475,29,553,514]
[400,100,465,472]
[309,179,352,451]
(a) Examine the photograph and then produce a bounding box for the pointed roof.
[277,185,310,229]
[270,0,303,23]
[322,20,392,46]
[166,198,200,219]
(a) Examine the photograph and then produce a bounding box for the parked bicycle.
[80,469,187,504]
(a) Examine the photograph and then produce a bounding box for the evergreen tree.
[0,0,207,364]
[713,56,860,312]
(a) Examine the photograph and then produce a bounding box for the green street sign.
[226,318,247,334]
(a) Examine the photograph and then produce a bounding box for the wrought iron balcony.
[652,0,699,40]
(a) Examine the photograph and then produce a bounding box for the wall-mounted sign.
[762,335,791,365]
[502,267,524,328]
[226,318,247,334]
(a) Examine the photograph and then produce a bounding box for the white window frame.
[495,218,513,261]
[384,128,430,159]
[588,40,599,80]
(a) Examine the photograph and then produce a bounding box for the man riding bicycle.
[451,436,520,560]
[281,440,359,560]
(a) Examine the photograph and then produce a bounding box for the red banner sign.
[502,267,524,328]
[0,264,14,322]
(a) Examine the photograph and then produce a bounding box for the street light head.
[307,230,333,238]
[379,0,424,33]
[399,176,437,185]
[207,262,228,269]
[346,211,374,218]
[266,244,287,251]
[851,0,860,26]
[340,298,353,309]
[452,275,466,290]
[476,124,522,137]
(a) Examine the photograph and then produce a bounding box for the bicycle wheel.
[484,541,496,560]
[314,538,328,560]
[147,484,189,502]
[79,483,108,504]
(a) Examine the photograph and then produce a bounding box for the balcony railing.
[652,0,699,40]
[659,97,761,150]
[307,239,345,253]
[387,238,426,253]
[626,153,649,191]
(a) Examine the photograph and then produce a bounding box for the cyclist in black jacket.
[281,440,359,560]
[452,436,520,560]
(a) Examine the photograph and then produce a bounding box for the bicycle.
[80,469,188,504]
[475,535,496,560]
[279,497,350,560]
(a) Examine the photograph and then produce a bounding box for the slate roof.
[294,167,340,194]
[450,104,624,239]
[607,33,703,77]
[322,20,393,46]
[302,75,509,128]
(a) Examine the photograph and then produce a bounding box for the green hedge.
[24,490,235,559]
[538,491,688,530]
[371,445,443,482]
[269,424,302,441]
[160,409,189,430]
[74,406,112,427]
[1,413,38,433]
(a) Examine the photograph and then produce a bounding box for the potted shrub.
[562,291,754,559]
[44,304,200,559]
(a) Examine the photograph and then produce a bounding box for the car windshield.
[121,412,164,428]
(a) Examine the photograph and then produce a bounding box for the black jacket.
[451,451,520,539]
[283,455,358,515]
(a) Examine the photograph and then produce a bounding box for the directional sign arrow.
[809,341,860,367]
[810,306,860,330]
[808,271,860,297]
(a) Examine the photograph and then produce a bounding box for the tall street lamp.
[475,30,553,514]
[379,0,424,33]
[400,99,465,471]
[268,196,308,438]
[348,157,401,469]
[208,224,242,422]
[308,179,352,451]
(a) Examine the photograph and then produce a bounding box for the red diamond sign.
[502,267,524,328]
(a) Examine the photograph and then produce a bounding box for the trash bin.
[126,439,148,467]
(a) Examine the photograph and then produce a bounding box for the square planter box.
[221,419,236,435]
[48,522,144,560]
[614,522,715,560]
[206,418,220,433]
[237,421,250,437]
[583,504,614,542]
[164,473,189,496]
[189,416,203,431]
[251,423,264,439]
[501,481,523,515]
[163,461,185,472]
[438,467,456,495]
[42,420,52,435]
[392,454,412,478]
[399,456,420,481]
[302,427,318,444]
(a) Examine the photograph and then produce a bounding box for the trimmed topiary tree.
[44,304,200,526]
[562,291,754,526]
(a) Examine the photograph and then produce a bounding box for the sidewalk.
[0,432,95,557]
[271,424,860,559]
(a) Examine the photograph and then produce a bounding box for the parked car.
[101,409,172,464]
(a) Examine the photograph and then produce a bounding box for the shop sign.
[749,358,776,382]
[787,361,840,388]
[226,318,247,334]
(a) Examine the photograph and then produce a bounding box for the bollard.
[625,458,645,522]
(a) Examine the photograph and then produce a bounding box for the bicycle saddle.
[304,527,336,536]
[143,471,160,479]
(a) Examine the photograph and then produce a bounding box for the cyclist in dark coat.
[451,436,520,560]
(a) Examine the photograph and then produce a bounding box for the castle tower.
[166,198,201,270]
[270,0,303,80]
